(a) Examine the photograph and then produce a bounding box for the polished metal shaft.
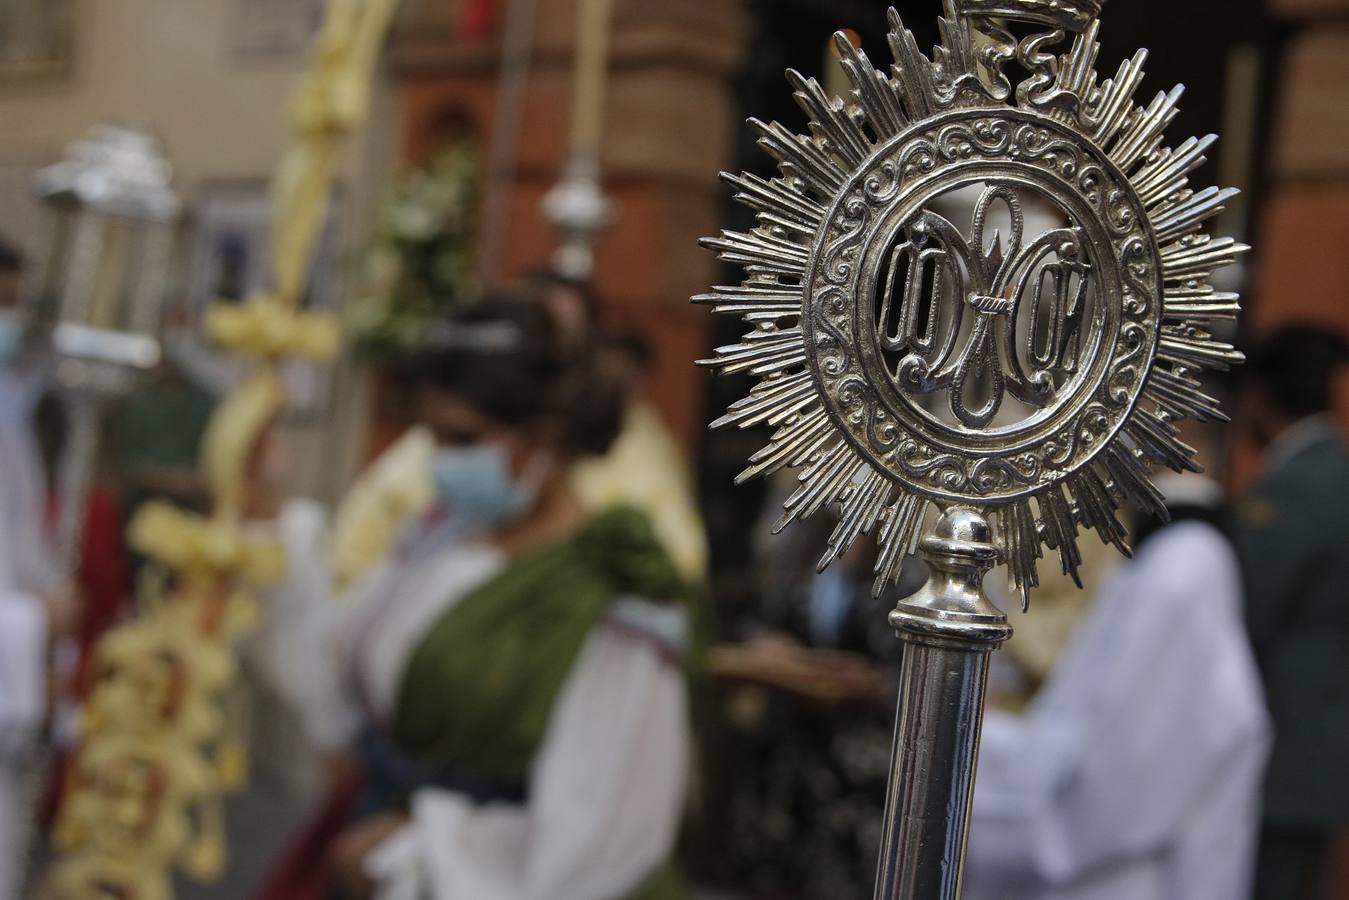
[53,392,100,578]
[874,508,1011,900]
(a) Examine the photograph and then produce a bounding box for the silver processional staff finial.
[695,0,1244,895]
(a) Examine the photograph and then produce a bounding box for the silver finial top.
[697,2,1244,605]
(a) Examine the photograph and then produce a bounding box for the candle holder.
[543,0,618,281]
[696,1,1244,897]
[544,155,616,281]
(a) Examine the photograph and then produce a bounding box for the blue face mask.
[430,444,538,529]
[0,314,23,367]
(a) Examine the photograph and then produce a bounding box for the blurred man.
[0,240,75,898]
[112,302,217,515]
[964,415,1270,900]
[1233,326,1349,900]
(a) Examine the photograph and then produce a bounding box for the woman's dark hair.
[411,292,630,457]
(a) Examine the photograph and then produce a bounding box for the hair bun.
[413,292,631,459]
[554,337,630,456]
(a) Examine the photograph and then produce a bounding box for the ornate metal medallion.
[698,0,1244,602]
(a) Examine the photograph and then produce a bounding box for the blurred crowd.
[709,323,1349,900]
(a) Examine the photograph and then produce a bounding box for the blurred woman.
[256,295,692,900]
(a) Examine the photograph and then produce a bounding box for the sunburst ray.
[933,10,986,104]
[692,282,804,316]
[1158,327,1244,371]
[736,408,835,485]
[1123,408,1202,473]
[821,467,895,571]
[697,327,808,377]
[1039,486,1085,588]
[1152,187,1241,243]
[1134,134,1217,207]
[1070,466,1132,555]
[1046,22,1102,125]
[775,442,865,533]
[874,493,929,594]
[700,229,810,276]
[720,172,825,233]
[886,9,944,120]
[834,30,910,136]
[1161,236,1249,284]
[1143,367,1227,423]
[1101,443,1168,520]
[711,371,818,430]
[1162,286,1241,322]
[788,69,874,167]
[750,118,848,198]
[1111,85,1185,172]
[999,499,1042,609]
[1088,48,1149,146]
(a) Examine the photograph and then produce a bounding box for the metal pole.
[53,388,100,578]
[477,0,539,283]
[874,508,1010,900]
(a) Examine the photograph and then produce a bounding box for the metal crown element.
[35,124,180,223]
[696,2,1245,606]
[957,0,1104,32]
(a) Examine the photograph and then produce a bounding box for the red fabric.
[73,487,131,693]
[458,0,498,41]
[255,765,366,900]
[39,485,132,695]
[40,487,132,826]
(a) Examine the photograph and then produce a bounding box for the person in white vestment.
[963,440,1272,900]
[252,294,692,900]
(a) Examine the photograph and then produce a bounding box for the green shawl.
[392,505,690,899]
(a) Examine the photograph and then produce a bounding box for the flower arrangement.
[350,142,479,355]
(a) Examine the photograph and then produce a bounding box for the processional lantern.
[36,124,179,380]
[34,124,181,573]
[697,0,1245,896]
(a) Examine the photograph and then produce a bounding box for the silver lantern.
[34,124,182,575]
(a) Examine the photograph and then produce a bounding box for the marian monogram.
[876,185,1095,429]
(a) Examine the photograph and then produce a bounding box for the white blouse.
[257,500,692,900]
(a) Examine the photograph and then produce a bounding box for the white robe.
[0,372,53,900]
[256,500,691,900]
[964,521,1271,900]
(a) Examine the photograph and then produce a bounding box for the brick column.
[1255,0,1349,331]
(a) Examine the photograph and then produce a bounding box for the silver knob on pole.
[876,508,1009,900]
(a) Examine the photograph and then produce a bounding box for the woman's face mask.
[430,442,540,529]
[419,386,550,530]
